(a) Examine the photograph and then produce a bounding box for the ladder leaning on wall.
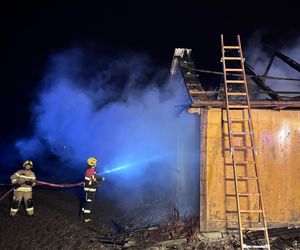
[220,34,271,250]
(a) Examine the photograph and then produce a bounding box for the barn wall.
[200,108,300,231]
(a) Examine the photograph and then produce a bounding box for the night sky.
[0,1,299,154]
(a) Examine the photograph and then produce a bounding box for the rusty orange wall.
[205,108,300,231]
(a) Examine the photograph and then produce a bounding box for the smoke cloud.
[14,48,200,219]
[244,32,300,97]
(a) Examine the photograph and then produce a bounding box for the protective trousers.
[82,191,95,220]
[10,190,34,216]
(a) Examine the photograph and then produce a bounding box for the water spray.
[100,155,164,175]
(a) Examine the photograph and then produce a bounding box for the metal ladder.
[221,34,271,250]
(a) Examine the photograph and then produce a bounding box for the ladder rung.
[225,177,258,181]
[223,120,248,123]
[223,46,240,49]
[225,68,243,72]
[223,57,243,60]
[235,161,255,164]
[233,146,254,149]
[228,105,248,108]
[242,244,269,249]
[231,131,253,135]
[226,80,245,84]
[241,227,265,231]
[227,92,247,96]
[224,146,253,151]
[239,193,260,196]
[240,210,263,213]
[226,193,260,197]
[237,176,258,180]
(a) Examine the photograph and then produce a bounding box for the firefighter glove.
[13,183,20,189]
[25,181,33,186]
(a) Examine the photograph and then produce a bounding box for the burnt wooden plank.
[188,100,300,109]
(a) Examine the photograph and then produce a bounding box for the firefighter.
[81,157,105,223]
[10,160,36,217]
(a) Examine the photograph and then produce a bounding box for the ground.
[0,187,118,250]
[0,187,299,250]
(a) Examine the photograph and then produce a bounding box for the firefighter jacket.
[84,167,103,192]
[11,169,36,192]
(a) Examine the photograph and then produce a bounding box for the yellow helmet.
[23,160,33,168]
[87,157,97,166]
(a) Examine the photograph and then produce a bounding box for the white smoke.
[15,48,200,218]
[245,32,300,96]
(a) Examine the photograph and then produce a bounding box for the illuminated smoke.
[244,33,300,98]
[15,48,199,217]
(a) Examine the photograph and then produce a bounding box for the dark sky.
[0,0,299,141]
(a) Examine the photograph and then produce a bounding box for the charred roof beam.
[264,44,300,73]
[170,48,208,102]
[245,63,282,101]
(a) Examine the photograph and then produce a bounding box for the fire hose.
[36,180,83,188]
[0,188,14,203]
[0,180,84,203]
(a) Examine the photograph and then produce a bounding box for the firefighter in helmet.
[10,160,36,217]
[81,157,105,223]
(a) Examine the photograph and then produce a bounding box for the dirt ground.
[0,187,121,250]
[1,186,299,250]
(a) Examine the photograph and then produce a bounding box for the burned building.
[171,35,300,249]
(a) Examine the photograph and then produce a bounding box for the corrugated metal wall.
[204,108,300,231]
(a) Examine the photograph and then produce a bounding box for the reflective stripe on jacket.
[15,186,33,192]
[84,187,97,192]
[11,169,36,192]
